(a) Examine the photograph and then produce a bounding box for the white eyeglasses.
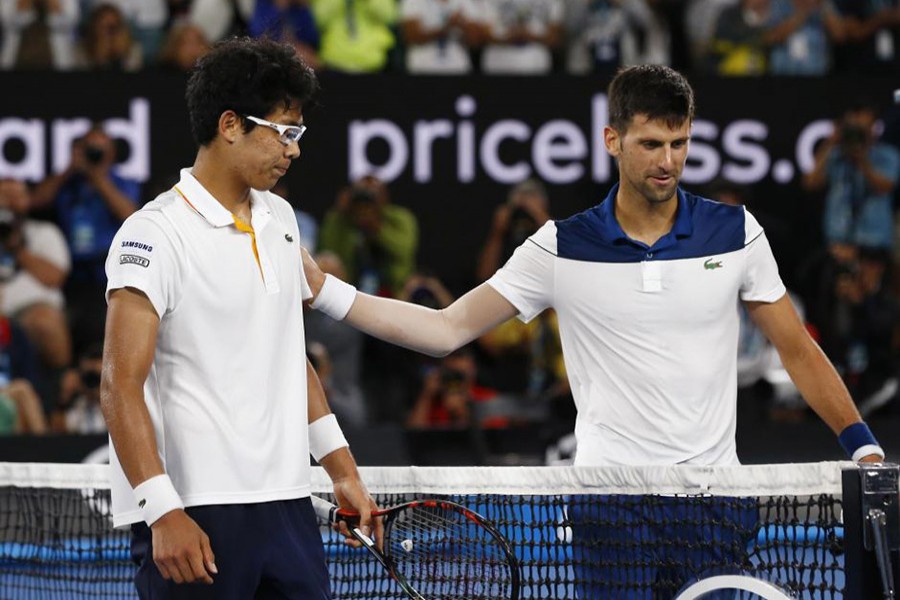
[244,115,307,145]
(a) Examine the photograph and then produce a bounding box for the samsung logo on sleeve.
[121,240,153,252]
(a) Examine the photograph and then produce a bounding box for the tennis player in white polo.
[303,65,885,597]
[101,38,376,599]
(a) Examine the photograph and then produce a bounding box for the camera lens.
[85,146,105,165]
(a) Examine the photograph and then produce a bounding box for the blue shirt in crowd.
[823,143,900,249]
[55,173,141,282]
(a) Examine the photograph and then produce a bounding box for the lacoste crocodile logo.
[704,258,723,270]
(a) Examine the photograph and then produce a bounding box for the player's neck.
[614,185,677,247]
[192,149,252,220]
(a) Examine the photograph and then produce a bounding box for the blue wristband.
[838,422,881,459]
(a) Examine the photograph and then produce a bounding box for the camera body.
[84,144,106,165]
[840,123,869,149]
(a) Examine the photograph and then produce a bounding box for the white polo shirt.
[488,185,786,467]
[105,168,312,527]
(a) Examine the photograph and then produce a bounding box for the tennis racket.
[311,495,520,600]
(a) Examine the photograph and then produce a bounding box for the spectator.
[767,0,845,76]
[318,175,418,296]
[50,343,106,433]
[565,0,670,75]
[814,247,898,417]
[804,103,900,252]
[0,0,80,70]
[305,252,368,428]
[0,315,46,435]
[83,0,168,61]
[73,3,143,71]
[32,124,140,351]
[475,182,560,398]
[477,179,550,282]
[683,0,737,70]
[834,0,900,74]
[156,20,209,72]
[398,269,454,309]
[480,0,564,74]
[707,0,772,74]
[313,0,398,73]
[406,347,499,429]
[399,0,485,74]
[188,0,254,42]
[0,179,71,370]
[250,0,321,69]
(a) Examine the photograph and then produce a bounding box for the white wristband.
[133,474,184,526]
[852,444,885,463]
[311,274,357,321]
[309,414,349,462]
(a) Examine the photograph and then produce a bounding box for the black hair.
[185,37,319,146]
[607,65,695,133]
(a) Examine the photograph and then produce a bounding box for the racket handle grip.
[309,495,339,523]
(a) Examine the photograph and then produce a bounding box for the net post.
[842,464,900,598]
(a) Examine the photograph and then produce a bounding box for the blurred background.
[0,0,898,466]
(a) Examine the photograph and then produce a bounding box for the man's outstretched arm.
[302,249,518,357]
[746,295,883,462]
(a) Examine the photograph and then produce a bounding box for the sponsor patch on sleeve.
[121,240,153,252]
[120,254,150,268]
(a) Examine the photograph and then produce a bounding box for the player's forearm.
[344,293,462,356]
[319,447,362,485]
[779,339,862,434]
[100,380,165,488]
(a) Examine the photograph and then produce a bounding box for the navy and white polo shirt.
[487,184,786,467]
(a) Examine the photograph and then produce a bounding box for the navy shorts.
[569,495,758,599]
[131,497,331,600]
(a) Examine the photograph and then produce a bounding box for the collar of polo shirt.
[174,168,273,229]
[594,183,695,246]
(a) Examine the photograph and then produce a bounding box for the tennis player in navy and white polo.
[303,65,886,596]
[100,38,377,599]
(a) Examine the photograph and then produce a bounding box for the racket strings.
[389,505,514,599]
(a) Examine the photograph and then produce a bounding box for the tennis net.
[0,461,857,598]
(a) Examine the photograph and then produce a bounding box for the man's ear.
[604,126,622,158]
[218,111,243,144]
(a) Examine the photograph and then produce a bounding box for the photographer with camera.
[804,103,900,253]
[50,343,106,434]
[319,175,418,297]
[32,124,139,352]
[476,178,550,282]
[0,179,71,373]
[406,347,498,428]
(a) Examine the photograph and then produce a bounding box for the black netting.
[0,485,844,599]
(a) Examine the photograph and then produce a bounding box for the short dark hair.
[607,65,695,133]
[185,37,319,146]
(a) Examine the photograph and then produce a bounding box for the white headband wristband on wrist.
[133,474,184,526]
[309,414,349,462]
[311,274,357,321]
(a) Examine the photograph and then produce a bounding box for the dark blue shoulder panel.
[556,192,747,263]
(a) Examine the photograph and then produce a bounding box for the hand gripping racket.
[311,495,520,600]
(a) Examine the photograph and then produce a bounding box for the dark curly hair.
[607,65,695,133]
[185,37,319,146]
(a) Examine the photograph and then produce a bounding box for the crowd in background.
[0,1,899,459]
[0,0,898,75]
